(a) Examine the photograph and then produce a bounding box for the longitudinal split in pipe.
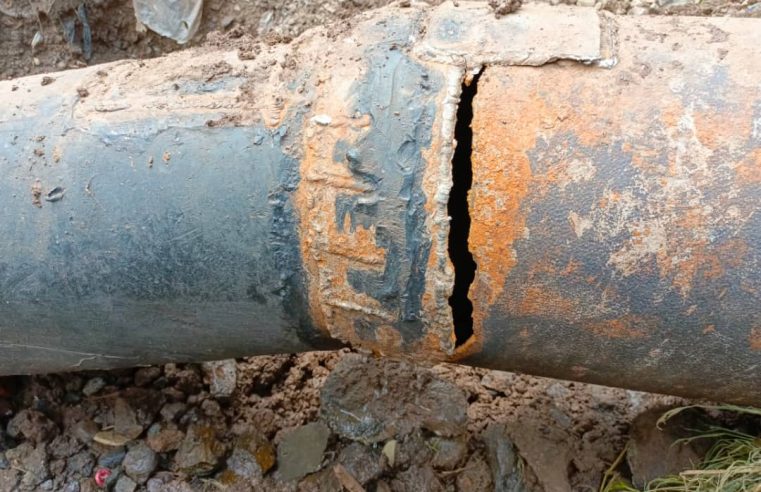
[448,71,481,347]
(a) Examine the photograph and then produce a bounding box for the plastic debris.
[132,0,203,44]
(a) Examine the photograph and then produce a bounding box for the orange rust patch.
[734,149,761,184]
[749,327,761,351]
[585,315,651,340]
[511,286,578,321]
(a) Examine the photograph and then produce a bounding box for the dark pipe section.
[448,71,481,347]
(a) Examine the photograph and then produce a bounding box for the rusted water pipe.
[1,2,760,404]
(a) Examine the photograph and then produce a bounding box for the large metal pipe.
[1,2,760,403]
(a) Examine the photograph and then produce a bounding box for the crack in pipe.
[448,70,481,347]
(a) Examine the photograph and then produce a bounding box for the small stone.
[72,419,99,444]
[482,423,529,492]
[298,467,341,492]
[395,430,434,469]
[146,425,184,453]
[0,468,20,490]
[233,430,276,474]
[171,369,202,395]
[9,443,49,488]
[146,477,164,492]
[146,472,172,492]
[62,481,80,492]
[114,474,137,492]
[481,371,515,394]
[98,448,127,468]
[390,464,444,492]
[225,448,263,481]
[49,434,80,459]
[277,422,331,481]
[66,451,95,477]
[134,367,161,387]
[202,359,237,398]
[82,377,106,396]
[320,355,467,444]
[456,453,493,491]
[122,443,157,483]
[6,409,59,444]
[201,399,222,418]
[39,478,54,490]
[626,408,705,488]
[430,436,468,470]
[113,398,144,441]
[174,424,226,476]
[337,442,382,485]
[0,452,8,469]
[160,402,187,422]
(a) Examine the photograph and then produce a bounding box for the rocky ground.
[0,352,689,492]
[2,0,760,491]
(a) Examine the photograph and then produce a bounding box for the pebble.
[481,371,515,394]
[390,464,444,492]
[429,436,468,470]
[114,474,137,492]
[337,442,382,485]
[134,367,161,387]
[146,424,184,453]
[66,451,95,477]
[626,408,703,488]
[122,443,157,483]
[226,448,264,481]
[0,452,7,469]
[6,409,58,444]
[202,359,237,398]
[159,402,187,422]
[482,423,528,492]
[174,424,226,476]
[98,448,127,468]
[456,453,493,491]
[82,377,106,396]
[71,419,99,444]
[233,430,276,474]
[277,422,331,481]
[320,355,467,443]
[113,398,143,441]
[62,481,81,492]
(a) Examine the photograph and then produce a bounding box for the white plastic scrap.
[132,0,203,44]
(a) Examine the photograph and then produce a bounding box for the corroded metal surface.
[464,15,761,403]
[1,1,761,403]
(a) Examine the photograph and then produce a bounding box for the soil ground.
[1,0,759,491]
